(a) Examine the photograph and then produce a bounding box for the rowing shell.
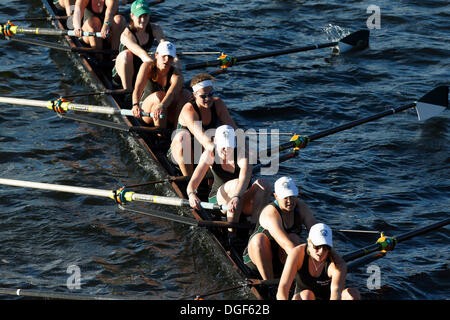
[41,0,267,300]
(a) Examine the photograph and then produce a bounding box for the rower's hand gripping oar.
[0,96,164,119]
[277,86,449,154]
[0,178,228,212]
[184,29,370,71]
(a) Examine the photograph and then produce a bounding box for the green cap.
[131,0,150,17]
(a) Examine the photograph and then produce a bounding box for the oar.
[0,287,148,300]
[185,30,370,71]
[57,89,130,99]
[57,113,163,133]
[0,24,103,38]
[4,16,69,22]
[117,205,251,229]
[343,218,450,272]
[181,278,280,300]
[0,96,163,118]
[0,178,228,211]
[3,37,118,54]
[120,202,379,235]
[279,86,448,153]
[4,37,214,57]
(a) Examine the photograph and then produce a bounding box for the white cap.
[274,177,298,199]
[215,125,236,149]
[308,223,333,248]
[156,41,176,58]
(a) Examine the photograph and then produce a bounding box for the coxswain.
[168,73,237,176]
[71,0,126,51]
[242,176,317,280]
[277,223,360,300]
[112,0,165,91]
[187,125,272,240]
[132,41,191,128]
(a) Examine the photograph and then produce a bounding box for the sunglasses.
[196,91,216,99]
[312,244,330,251]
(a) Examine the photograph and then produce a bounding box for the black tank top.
[87,0,106,20]
[119,24,154,52]
[177,100,219,131]
[250,200,302,241]
[141,66,174,101]
[209,150,241,198]
[295,246,332,300]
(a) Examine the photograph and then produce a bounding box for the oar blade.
[338,30,370,53]
[415,86,448,121]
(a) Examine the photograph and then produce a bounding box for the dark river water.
[0,0,448,300]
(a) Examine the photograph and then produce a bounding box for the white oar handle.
[67,30,105,38]
[120,109,164,119]
[200,202,228,211]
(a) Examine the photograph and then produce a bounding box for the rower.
[131,41,191,128]
[242,177,317,280]
[168,73,237,176]
[277,223,360,300]
[53,0,75,16]
[186,125,271,239]
[112,0,166,91]
[70,0,126,51]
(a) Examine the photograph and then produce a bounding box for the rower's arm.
[260,209,296,255]
[234,152,252,198]
[62,0,74,16]
[187,150,214,195]
[297,199,318,230]
[277,244,304,300]
[151,23,166,42]
[183,104,214,151]
[104,0,119,25]
[160,70,183,112]
[329,248,346,276]
[132,62,151,106]
[73,0,88,30]
[329,261,346,300]
[121,29,153,63]
[215,98,237,129]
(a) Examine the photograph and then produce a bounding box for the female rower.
[277,223,360,300]
[187,125,271,239]
[132,41,191,128]
[169,73,237,176]
[71,0,126,51]
[112,0,165,91]
[243,176,317,280]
